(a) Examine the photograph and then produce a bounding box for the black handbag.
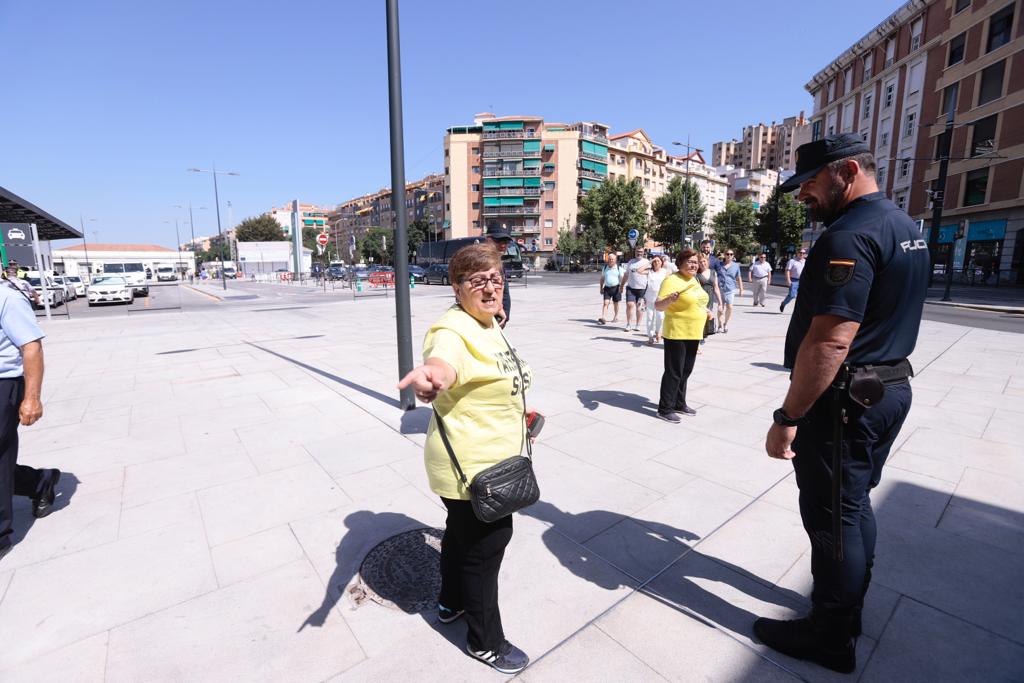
[433,333,539,523]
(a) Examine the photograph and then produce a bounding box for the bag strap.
[433,411,470,487]
[498,330,531,458]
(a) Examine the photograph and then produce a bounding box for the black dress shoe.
[32,469,62,519]
[753,615,856,674]
[675,405,697,416]
[0,545,11,563]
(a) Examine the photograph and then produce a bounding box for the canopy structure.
[0,186,81,240]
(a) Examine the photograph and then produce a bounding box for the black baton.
[830,367,849,562]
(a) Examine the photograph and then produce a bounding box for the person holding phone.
[654,248,711,422]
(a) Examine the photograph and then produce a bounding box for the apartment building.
[267,203,332,237]
[719,166,783,209]
[665,152,729,226]
[607,129,670,211]
[444,113,609,253]
[710,114,813,171]
[805,0,1021,282]
[328,173,445,260]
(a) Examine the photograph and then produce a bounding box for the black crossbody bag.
[433,332,539,523]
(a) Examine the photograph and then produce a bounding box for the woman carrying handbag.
[398,243,535,675]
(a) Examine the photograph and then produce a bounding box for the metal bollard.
[356,279,362,292]
[410,275,415,289]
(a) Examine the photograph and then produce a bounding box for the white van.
[156,266,176,282]
[102,262,149,296]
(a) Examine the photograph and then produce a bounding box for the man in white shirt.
[779,248,807,313]
[748,253,772,307]
[622,247,650,333]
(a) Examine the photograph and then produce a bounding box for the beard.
[807,178,850,225]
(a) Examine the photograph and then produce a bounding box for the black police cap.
[779,133,872,193]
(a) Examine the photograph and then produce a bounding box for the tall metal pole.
[386,0,415,410]
[211,164,228,291]
[682,139,690,247]
[927,116,954,297]
[174,219,183,274]
[79,216,93,280]
[291,199,302,277]
[30,224,51,321]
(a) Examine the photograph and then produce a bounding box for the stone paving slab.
[2,279,1021,680]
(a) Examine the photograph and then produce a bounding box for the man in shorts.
[717,250,743,332]
[597,253,625,325]
[622,247,650,332]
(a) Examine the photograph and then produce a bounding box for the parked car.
[51,276,78,300]
[327,265,347,280]
[407,265,426,282]
[64,275,87,297]
[424,263,450,285]
[347,267,370,282]
[87,276,134,306]
[25,275,65,308]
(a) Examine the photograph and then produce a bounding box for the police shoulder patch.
[825,259,856,286]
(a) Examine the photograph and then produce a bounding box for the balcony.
[580,131,610,144]
[481,130,538,140]
[578,168,606,181]
[482,148,543,159]
[482,168,543,177]
[483,187,542,197]
[580,150,607,162]
[482,205,541,216]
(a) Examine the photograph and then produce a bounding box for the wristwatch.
[773,408,807,427]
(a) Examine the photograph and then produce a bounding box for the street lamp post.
[79,216,97,280]
[188,166,239,290]
[672,138,703,249]
[163,219,184,275]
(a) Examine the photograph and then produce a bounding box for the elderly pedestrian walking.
[696,253,723,353]
[623,247,651,333]
[749,253,772,307]
[644,255,668,345]
[716,250,743,332]
[597,253,625,325]
[0,272,60,563]
[779,248,807,313]
[654,249,712,422]
[398,243,533,674]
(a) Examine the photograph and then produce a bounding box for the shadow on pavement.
[400,407,431,435]
[590,335,648,348]
[576,389,658,417]
[11,472,80,546]
[750,362,789,372]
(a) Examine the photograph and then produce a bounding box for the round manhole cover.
[355,527,443,613]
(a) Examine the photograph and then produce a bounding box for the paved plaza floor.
[1,277,1022,681]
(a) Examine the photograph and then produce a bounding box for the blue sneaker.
[467,640,529,674]
[437,604,464,624]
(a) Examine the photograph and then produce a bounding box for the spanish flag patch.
[826,259,856,286]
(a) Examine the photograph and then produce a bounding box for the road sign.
[627,229,639,248]
[317,244,326,255]
[316,232,329,247]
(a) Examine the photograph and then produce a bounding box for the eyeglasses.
[725,252,734,256]
[799,250,807,254]
[464,275,505,290]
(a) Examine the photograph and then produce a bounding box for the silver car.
[87,276,134,306]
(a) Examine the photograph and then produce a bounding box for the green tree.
[554,227,579,265]
[650,177,706,248]
[358,227,393,264]
[711,199,759,259]
[756,189,808,256]
[234,215,288,242]
[577,177,647,252]
[408,219,429,259]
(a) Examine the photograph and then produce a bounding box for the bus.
[416,237,525,279]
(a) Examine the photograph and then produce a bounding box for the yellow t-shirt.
[423,305,533,500]
[658,273,710,340]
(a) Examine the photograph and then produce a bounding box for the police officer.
[755,134,929,673]
[0,273,61,563]
[484,225,513,328]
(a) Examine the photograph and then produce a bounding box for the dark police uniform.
[784,191,929,620]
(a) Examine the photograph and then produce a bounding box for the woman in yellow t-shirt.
[398,243,532,675]
[654,248,711,423]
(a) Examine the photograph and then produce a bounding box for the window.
[911,17,923,51]
[895,192,907,210]
[863,92,872,118]
[978,60,1005,105]
[544,201,554,209]
[908,61,924,93]
[544,181,555,191]
[899,156,911,179]
[942,82,959,117]
[863,52,873,80]
[884,81,896,108]
[812,120,822,141]
[885,37,896,67]
[963,168,988,206]
[827,79,836,102]
[987,5,1014,52]
[544,219,553,228]
[877,165,887,185]
[948,32,966,66]
[472,147,480,155]
[842,101,855,133]
[471,166,480,174]
[472,220,480,229]
[544,238,553,246]
[643,178,650,188]
[904,111,916,138]
[634,159,642,169]
[844,67,853,93]
[955,0,970,13]
[617,156,625,166]
[471,202,480,210]
[971,115,997,156]
[471,184,480,192]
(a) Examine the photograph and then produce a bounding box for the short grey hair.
[827,152,876,181]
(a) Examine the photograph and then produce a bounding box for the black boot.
[753,609,856,674]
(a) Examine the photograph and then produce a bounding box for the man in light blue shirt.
[0,283,60,563]
[716,250,744,333]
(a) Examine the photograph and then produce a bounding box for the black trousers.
[0,377,44,550]
[791,382,912,614]
[658,339,699,413]
[439,497,513,652]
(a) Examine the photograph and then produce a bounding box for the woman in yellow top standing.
[654,248,711,422]
[398,243,532,675]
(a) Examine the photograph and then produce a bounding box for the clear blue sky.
[1,0,904,247]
